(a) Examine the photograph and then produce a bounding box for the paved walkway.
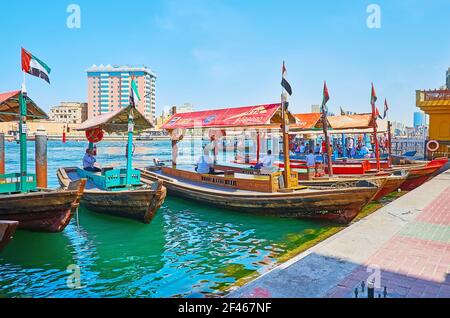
[228,170,450,298]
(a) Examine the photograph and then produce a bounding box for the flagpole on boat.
[322,81,333,177]
[281,61,292,188]
[19,71,28,192]
[371,83,381,171]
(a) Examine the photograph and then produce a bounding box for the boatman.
[195,146,214,174]
[252,150,274,171]
[83,148,101,173]
[306,149,317,178]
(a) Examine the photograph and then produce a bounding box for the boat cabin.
[75,105,153,191]
[0,90,48,194]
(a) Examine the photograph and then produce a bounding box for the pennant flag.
[321,81,330,113]
[371,83,378,105]
[281,61,292,96]
[382,98,389,119]
[21,48,51,84]
[130,77,141,107]
[340,106,346,115]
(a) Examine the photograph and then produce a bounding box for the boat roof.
[77,105,154,133]
[0,90,48,122]
[291,113,388,134]
[162,103,296,131]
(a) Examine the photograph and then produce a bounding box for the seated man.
[195,148,214,174]
[252,150,274,170]
[83,148,101,173]
[359,145,370,158]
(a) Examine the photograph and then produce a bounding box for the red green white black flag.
[21,48,51,84]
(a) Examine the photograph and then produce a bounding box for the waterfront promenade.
[228,169,450,298]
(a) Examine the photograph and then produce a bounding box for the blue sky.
[1,0,449,125]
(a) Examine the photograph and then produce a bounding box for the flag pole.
[322,82,333,177]
[19,71,28,192]
[281,62,291,188]
[371,83,381,171]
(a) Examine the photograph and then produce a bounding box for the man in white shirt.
[195,147,214,174]
[253,150,274,170]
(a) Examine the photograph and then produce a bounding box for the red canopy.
[162,103,293,130]
[0,90,48,122]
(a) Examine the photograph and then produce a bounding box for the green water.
[0,140,333,298]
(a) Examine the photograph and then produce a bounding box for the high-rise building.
[86,64,157,122]
[49,102,88,124]
[413,111,426,128]
[446,68,450,89]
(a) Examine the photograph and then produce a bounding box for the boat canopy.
[290,113,388,134]
[291,113,325,130]
[162,103,296,131]
[0,90,48,122]
[77,105,153,133]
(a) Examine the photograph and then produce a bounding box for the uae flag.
[382,98,389,119]
[130,78,141,107]
[21,48,51,84]
[281,61,292,96]
[371,83,378,105]
[321,81,330,113]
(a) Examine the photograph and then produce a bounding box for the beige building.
[49,102,88,124]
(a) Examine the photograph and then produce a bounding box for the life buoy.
[85,128,104,143]
[426,140,439,152]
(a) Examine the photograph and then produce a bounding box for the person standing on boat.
[83,148,101,173]
[195,146,214,174]
[306,149,317,176]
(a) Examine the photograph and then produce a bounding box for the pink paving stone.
[416,187,450,225]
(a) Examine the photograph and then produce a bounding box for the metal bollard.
[0,133,4,175]
[35,128,48,188]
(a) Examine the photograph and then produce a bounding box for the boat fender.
[426,140,439,152]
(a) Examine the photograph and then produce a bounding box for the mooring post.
[35,128,48,188]
[0,133,5,175]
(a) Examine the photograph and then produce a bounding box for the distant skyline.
[1,0,450,126]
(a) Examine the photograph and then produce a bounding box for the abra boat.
[144,101,383,224]
[0,90,86,232]
[0,220,18,251]
[56,103,166,224]
[140,166,382,224]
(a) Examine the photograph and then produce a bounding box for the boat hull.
[57,167,167,224]
[0,220,18,251]
[140,169,380,224]
[0,188,84,232]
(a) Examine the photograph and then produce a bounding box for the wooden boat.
[0,220,18,251]
[57,167,166,223]
[0,180,86,232]
[139,166,383,224]
[56,104,167,224]
[0,90,87,233]
[215,163,396,201]
[398,159,448,191]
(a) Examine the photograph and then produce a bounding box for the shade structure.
[0,90,48,122]
[290,113,388,134]
[162,103,296,131]
[291,113,324,130]
[77,105,153,133]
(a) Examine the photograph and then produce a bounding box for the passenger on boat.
[83,148,101,173]
[252,150,274,170]
[314,143,321,155]
[360,145,370,158]
[195,148,214,174]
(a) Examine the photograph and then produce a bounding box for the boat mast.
[126,109,134,186]
[281,92,291,188]
[322,81,333,177]
[371,83,381,171]
[387,120,392,166]
[19,81,28,192]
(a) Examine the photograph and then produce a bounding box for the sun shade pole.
[19,86,28,192]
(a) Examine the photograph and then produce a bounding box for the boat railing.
[0,173,37,194]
